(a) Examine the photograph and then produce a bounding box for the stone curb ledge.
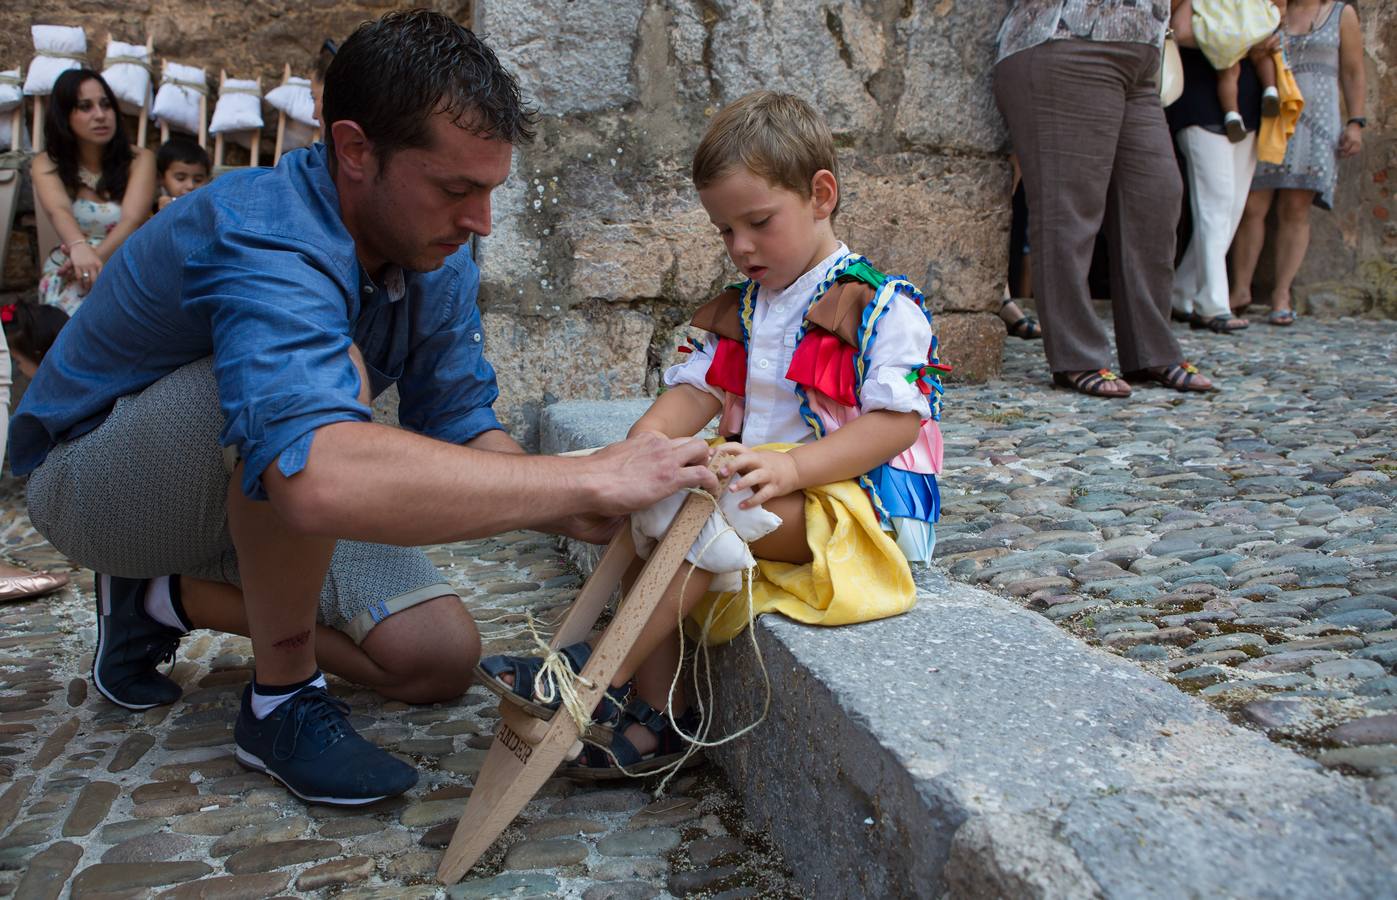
[541,400,1397,899]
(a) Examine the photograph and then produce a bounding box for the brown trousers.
[994,39,1184,374]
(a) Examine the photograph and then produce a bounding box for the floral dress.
[38,198,121,315]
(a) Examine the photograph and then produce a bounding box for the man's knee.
[360,595,480,703]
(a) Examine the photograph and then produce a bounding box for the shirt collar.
[359,265,407,303]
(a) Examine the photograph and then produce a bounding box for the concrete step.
[541,400,1397,899]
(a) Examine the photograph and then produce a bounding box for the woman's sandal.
[561,699,704,782]
[1000,298,1042,340]
[1121,361,1217,393]
[1051,369,1130,398]
[1267,309,1296,326]
[476,642,630,735]
[1170,309,1193,324]
[1190,314,1249,333]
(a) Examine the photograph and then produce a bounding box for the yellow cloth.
[1258,49,1304,165]
[686,443,917,645]
[1192,0,1281,71]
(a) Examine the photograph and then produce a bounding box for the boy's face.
[162,161,209,198]
[698,166,836,294]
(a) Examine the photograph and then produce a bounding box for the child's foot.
[1224,112,1247,143]
[1261,86,1280,117]
[562,699,703,780]
[477,643,631,730]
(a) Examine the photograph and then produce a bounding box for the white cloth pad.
[102,41,152,116]
[152,62,206,136]
[24,26,86,96]
[631,486,782,593]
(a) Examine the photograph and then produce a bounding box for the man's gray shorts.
[26,357,454,644]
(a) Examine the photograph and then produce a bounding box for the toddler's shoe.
[1261,86,1280,117]
[1224,112,1247,144]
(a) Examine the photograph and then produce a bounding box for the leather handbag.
[1159,31,1184,107]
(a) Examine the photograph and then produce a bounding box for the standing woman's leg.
[1101,45,1191,376]
[1229,188,1274,311]
[1173,126,1235,321]
[993,40,1132,395]
[1269,188,1318,316]
[1184,127,1255,326]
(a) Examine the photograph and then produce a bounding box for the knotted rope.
[523,611,597,738]
[104,55,153,74]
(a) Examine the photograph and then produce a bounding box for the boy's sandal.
[1267,309,1296,326]
[1000,298,1041,340]
[1191,314,1249,333]
[561,700,704,782]
[1051,369,1130,398]
[476,642,630,733]
[1122,361,1217,393]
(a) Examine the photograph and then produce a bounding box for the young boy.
[155,138,211,211]
[479,91,943,775]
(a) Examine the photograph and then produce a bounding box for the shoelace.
[271,689,351,762]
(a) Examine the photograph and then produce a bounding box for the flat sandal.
[1051,369,1130,398]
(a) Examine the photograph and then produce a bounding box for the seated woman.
[33,69,156,316]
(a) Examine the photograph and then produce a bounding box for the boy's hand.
[713,443,800,508]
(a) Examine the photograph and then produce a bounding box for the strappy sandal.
[1191,314,1249,333]
[476,642,630,733]
[1051,369,1130,398]
[1170,309,1194,324]
[1267,309,1296,326]
[1000,298,1041,340]
[561,699,705,782]
[1122,361,1217,393]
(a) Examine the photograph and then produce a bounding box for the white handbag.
[1160,32,1184,107]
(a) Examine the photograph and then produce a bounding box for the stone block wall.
[478,0,1010,445]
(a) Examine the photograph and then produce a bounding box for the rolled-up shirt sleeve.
[662,334,722,400]
[184,235,369,500]
[396,264,504,444]
[860,292,934,419]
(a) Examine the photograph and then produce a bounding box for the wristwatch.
[1347,117,1367,128]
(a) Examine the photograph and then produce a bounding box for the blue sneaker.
[234,685,418,805]
[92,574,183,710]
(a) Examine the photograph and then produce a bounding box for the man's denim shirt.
[10,144,503,499]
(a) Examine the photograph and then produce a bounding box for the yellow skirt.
[686,443,917,646]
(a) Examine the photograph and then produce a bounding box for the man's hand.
[582,433,720,517]
[712,442,801,508]
[550,512,624,545]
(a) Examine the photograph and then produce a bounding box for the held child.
[478,91,946,776]
[1175,0,1286,143]
[155,138,210,212]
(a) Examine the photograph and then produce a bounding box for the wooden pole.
[136,34,153,148]
[437,474,730,884]
[272,63,290,165]
[213,70,226,167]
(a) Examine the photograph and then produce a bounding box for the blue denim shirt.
[10,144,503,499]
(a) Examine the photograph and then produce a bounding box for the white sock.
[1224,111,1244,123]
[1263,86,1279,98]
[143,576,189,633]
[251,673,328,719]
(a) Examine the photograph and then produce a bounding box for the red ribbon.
[0,303,15,324]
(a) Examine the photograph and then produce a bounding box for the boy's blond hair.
[692,91,839,214]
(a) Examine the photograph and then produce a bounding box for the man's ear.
[329,120,375,182]
[811,169,838,220]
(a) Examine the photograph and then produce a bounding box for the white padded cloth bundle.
[152,62,206,135]
[631,486,782,593]
[23,26,86,96]
[102,41,152,116]
[265,77,316,126]
[0,70,22,112]
[209,77,263,147]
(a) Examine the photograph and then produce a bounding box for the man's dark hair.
[323,9,536,168]
[156,138,211,176]
[45,69,134,201]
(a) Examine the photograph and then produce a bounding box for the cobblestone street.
[1,313,1395,897]
[941,314,1397,782]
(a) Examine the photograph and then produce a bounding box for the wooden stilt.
[32,95,44,154]
[436,482,724,885]
[272,64,290,165]
[213,70,226,167]
[136,35,153,148]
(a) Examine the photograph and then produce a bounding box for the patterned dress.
[1252,2,1345,210]
[38,198,121,316]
